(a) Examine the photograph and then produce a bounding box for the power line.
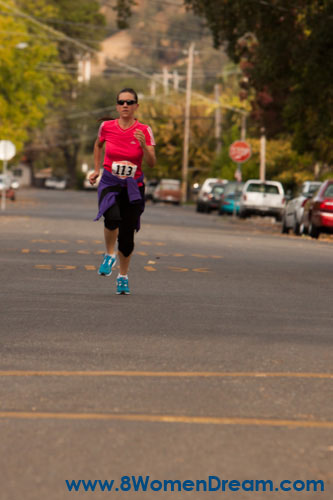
[0,29,223,55]
[0,0,245,114]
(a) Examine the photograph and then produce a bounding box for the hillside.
[91,0,229,93]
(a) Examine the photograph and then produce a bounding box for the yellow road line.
[85,265,97,271]
[0,370,332,379]
[144,266,156,272]
[0,411,331,428]
[55,265,77,270]
[168,267,189,272]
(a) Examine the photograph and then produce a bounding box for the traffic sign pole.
[229,140,251,218]
[1,159,8,211]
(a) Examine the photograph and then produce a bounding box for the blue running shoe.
[116,276,130,295]
[98,254,116,276]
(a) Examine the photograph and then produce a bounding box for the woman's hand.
[134,129,147,149]
[89,171,99,185]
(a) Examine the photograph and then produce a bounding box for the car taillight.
[243,194,247,201]
[319,200,333,211]
[282,197,286,204]
[301,198,309,207]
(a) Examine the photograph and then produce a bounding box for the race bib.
[112,161,137,179]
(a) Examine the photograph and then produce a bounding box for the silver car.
[281,181,322,235]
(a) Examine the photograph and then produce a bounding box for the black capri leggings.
[103,186,144,257]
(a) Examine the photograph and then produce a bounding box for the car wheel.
[309,221,320,239]
[239,209,247,219]
[300,222,307,235]
[293,218,300,235]
[281,215,289,234]
[196,203,202,212]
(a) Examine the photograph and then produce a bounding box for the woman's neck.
[118,117,136,129]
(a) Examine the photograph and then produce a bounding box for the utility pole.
[260,126,266,181]
[214,84,222,155]
[173,70,180,91]
[163,66,170,95]
[241,113,247,141]
[150,75,157,97]
[181,42,195,204]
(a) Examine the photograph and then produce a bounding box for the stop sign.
[229,140,251,163]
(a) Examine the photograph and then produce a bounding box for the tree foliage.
[139,97,217,182]
[184,0,333,164]
[4,0,107,184]
[0,0,65,151]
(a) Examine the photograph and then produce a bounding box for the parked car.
[153,179,181,205]
[281,181,322,235]
[239,180,285,220]
[196,178,227,212]
[0,174,17,201]
[219,182,244,215]
[196,182,226,213]
[300,179,333,239]
[45,176,68,190]
[145,179,159,201]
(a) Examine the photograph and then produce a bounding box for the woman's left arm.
[134,129,156,168]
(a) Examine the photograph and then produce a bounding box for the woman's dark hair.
[117,88,138,102]
[97,88,138,122]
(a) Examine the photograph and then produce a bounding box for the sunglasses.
[117,99,137,106]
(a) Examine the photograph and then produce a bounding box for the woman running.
[89,88,156,295]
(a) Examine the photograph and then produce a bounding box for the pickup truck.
[239,180,285,220]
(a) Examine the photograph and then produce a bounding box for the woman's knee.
[104,219,119,231]
[118,232,135,257]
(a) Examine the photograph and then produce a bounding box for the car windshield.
[212,185,225,195]
[324,185,333,198]
[225,191,242,200]
[161,183,180,191]
[247,183,279,194]
[307,183,321,195]
[224,183,244,195]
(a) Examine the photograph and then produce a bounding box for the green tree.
[0,1,65,153]
[11,0,107,185]
[183,0,333,165]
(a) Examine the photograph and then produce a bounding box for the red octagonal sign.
[229,140,252,163]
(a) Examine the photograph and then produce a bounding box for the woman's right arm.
[89,139,104,185]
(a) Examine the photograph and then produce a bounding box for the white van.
[239,180,285,220]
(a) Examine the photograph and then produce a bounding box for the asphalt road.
[0,188,332,500]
